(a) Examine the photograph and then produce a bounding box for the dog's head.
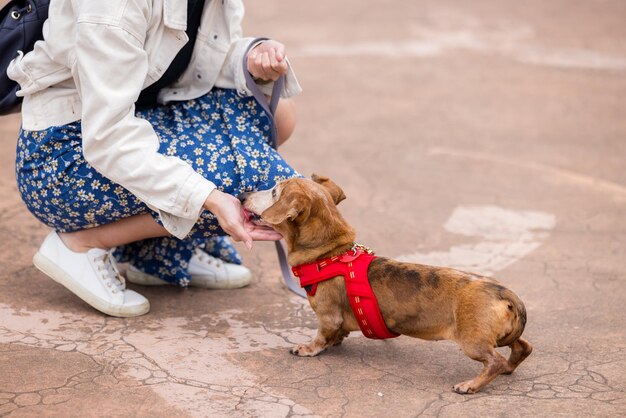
[240,174,354,261]
[241,174,346,226]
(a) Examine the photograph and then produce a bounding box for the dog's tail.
[496,289,527,347]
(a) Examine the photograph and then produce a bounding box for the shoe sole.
[127,266,251,289]
[126,266,170,286]
[189,271,252,289]
[33,252,150,318]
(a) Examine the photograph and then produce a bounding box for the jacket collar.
[163,0,189,30]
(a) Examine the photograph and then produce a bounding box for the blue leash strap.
[243,39,307,298]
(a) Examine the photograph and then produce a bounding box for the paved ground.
[1,0,625,417]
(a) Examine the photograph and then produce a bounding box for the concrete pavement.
[1,0,625,416]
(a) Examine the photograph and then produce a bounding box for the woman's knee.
[275,98,296,146]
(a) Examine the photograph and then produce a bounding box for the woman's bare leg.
[275,98,296,146]
[59,214,168,253]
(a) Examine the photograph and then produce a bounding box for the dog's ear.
[311,174,346,205]
[262,204,298,225]
[261,197,311,225]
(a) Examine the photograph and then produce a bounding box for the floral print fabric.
[16,88,300,286]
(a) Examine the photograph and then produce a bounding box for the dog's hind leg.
[453,342,509,394]
[503,337,532,374]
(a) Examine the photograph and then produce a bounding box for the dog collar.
[291,243,399,340]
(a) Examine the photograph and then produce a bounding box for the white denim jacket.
[7,0,301,239]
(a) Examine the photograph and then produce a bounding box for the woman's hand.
[204,189,282,249]
[247,40,289,82]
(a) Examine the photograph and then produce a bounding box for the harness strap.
[292,254,345,296]
[292,249,400,340]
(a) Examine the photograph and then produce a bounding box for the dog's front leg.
[290,316,343,357]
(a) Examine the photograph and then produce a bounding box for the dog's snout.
[237,192,251,203]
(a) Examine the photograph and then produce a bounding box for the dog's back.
[367,257,527,347]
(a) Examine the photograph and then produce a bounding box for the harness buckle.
[350,242,374,255]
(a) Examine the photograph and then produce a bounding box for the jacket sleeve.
[73,22,215,239]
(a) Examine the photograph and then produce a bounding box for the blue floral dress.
[16,88,300,286]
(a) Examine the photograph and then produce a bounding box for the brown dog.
[240,175,532,394]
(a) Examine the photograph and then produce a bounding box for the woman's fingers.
[204,190,254,249]
[255,52,277,81]
[247,41,289,81]
[245,222,283,241]
[254,52,268,80]
[249,230,282,241]
[228,223,254,249]
[219,213,253,249]
[227,219,281,245]
[269,48,279,68]
[261,52,276,80]
[269,50,288,77]
[270,49,289,76]
[203,190,282,248]
[272,42,285,61]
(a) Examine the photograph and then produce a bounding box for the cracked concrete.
[1,0,626,416]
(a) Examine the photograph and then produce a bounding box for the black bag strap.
[0,0,51,115]
[243,39,306,298]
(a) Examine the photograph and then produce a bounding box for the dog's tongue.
[241,208,253,222]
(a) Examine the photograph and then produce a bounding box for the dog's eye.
[272,189,277,198]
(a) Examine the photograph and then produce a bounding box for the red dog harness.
[291,244,399,340]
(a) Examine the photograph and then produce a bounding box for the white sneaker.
[126,248,252,289]
[33,231,150,317]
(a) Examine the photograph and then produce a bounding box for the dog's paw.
[290,344,325,357]
[453,381,477,394]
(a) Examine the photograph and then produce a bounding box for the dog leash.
[244,39,307,298]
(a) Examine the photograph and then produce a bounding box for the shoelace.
[93,251,126,294]
[193,248,223,268]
